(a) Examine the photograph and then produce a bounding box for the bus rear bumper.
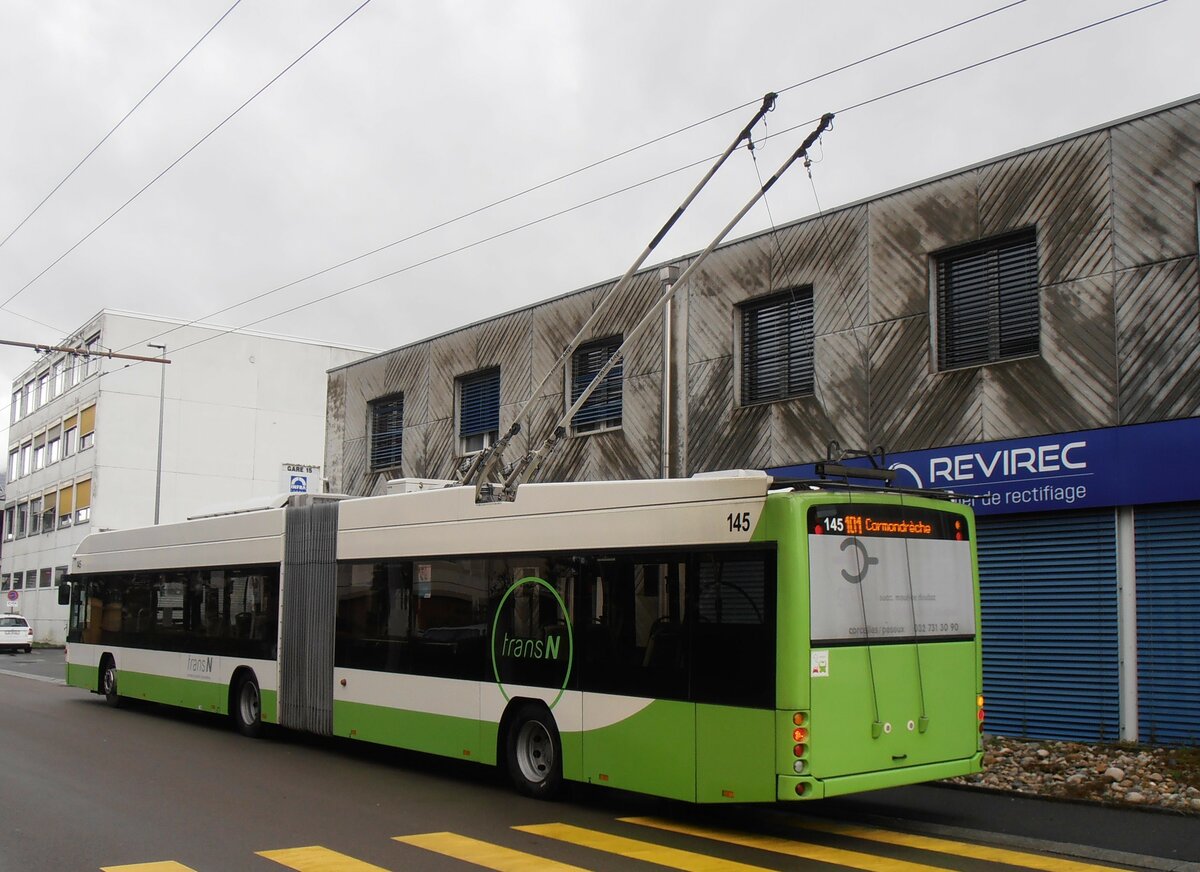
[778,751,984,800]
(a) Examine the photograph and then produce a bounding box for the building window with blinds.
[935,228,1039,370]
[40,491,55,532]
[456,368,500,454]
[58,487,73,529]
[570,336,622,434]
[79,405,96,450]
[369,395,404,471]
[738,288,815,405]
[75,479,92,524]
[63,414,78,457]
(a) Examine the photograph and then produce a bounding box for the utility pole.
[148,343,166,524]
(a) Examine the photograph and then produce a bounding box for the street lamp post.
[147,343,166,524]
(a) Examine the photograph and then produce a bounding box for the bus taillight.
[977,695,986,732]
[795,783,808,796]
[791,712,810,773]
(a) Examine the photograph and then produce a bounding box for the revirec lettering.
[928,440,1086,484]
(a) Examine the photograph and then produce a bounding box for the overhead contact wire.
[0,0,245,255]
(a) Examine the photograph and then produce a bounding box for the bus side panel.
[67,662,98,691]
[65,642,102,690]
[581,697,695,801]
[333,670,485,762]
[118,667,225,713]
[333,700,483,763]
[695,704,775,802]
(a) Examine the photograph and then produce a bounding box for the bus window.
[690,552,775,708]
[579,556,689,700]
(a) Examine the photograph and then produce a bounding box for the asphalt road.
[1,651,1196,872]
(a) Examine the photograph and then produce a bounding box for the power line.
[0,0,1170,423]
[166,0,1167,358]
[102,0,1034,358]
[0,0,374,313]
[0,0,244,256]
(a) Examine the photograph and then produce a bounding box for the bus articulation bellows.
[62,470,984,801]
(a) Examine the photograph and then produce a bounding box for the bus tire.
[505,703,563,799]
[100,656,121,708]
[233,673,263,738]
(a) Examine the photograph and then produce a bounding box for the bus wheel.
[506,704,563,799]
[233,674,263,738]
[100,657,121,708]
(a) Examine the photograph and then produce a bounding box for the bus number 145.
[727,511,751,532]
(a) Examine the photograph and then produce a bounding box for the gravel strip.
[945,737,1200,814]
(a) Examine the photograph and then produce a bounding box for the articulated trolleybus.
[62,470,983,802]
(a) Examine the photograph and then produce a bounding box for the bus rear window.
[807,503,974,645]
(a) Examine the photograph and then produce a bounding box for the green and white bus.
[63,470,983,802]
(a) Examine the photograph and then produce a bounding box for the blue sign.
[289,475,309,493]
[769,417,1200,516]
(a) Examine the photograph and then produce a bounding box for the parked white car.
[1,614,33,654]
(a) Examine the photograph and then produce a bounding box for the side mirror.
[57,582,71,606]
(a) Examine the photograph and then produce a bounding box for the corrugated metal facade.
[325,96,1200,743]
[1135,503,1200,745]
[977,512,1119,742]
[327,98,1199,489]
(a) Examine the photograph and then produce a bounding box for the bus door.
[690,551,777,803]
[578,555,696,801]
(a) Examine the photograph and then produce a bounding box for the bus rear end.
[777,491,983,799]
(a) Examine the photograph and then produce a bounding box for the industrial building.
[325,95,1199,746]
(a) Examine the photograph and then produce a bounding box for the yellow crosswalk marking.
[258,846,392,871]
[101,864,198,872]
[793,820,1125,872]
[621,817,949,872]
[396,832,589,871]
[515,823,773,871]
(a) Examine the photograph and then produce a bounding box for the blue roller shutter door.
[1135,502,1200,745]
[976,511,1119,741]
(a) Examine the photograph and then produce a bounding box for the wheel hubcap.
[103,668,115,695]
[515,720,553,784]
[240,684,260,724]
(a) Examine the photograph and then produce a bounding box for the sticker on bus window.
[811,650,829,678]
[417,563,432,599]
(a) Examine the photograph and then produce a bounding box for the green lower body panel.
[120,670,226,713]
[67,663,98,692]
[779,752,983,800]
[261,690,278,725]
[334,700,489,765]
[582,698,696,801]
[696,704,775,802]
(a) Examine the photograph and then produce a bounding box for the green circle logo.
[490,576,574,710]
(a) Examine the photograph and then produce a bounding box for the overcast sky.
[0,0,1196,448]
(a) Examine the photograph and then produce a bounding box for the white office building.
[1,310,372,643]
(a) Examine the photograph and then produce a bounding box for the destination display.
[808,503,968,541]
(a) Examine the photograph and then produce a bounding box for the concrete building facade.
[2,310,372,642]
